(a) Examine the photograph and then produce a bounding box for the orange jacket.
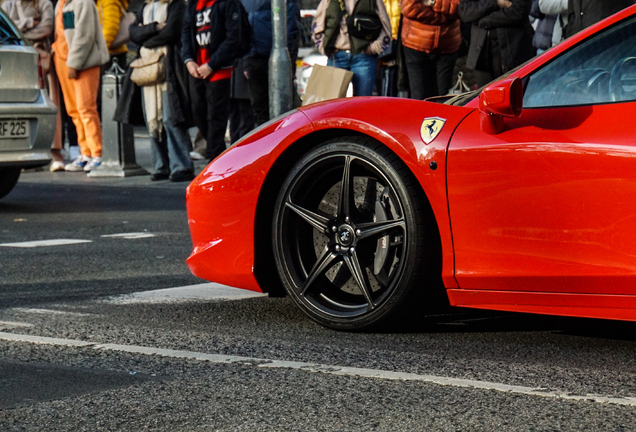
[400,0,460,54]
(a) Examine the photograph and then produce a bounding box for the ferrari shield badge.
[420,117,446,144]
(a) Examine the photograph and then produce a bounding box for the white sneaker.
[84,157,102,172]
[65,155,91,172]
[49,161,65,172]
[190,151,205,160]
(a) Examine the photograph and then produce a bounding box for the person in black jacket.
[181,0,249,161]
[125,0,195,182]
[563,0,633,39]
[459,0,535,87]
[241,0,300,126]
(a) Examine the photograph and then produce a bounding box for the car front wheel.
[273,137,441,331]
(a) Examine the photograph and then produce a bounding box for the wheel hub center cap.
[337,225,355,247]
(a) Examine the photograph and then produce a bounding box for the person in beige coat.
[1,0,53,40]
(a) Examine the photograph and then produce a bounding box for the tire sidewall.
[272,139,422,331]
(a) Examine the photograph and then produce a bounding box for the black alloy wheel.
[273,137,438,331]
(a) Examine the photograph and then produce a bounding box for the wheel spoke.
[285,200,330,233]
[344,251,375,310]
[337,156,353,220]
[300,246,338,296]
[356,219,406,240]
[361,178,377,215]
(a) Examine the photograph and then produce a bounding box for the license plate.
[0,120,29,139]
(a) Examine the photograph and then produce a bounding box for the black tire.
[0,168,21,200]
[272,137,440,331]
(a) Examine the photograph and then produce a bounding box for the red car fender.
[186,110,315,291]
[300,98,474,289]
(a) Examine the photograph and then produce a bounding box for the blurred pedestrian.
[97,0,129,68]
[52,0,109,172]
[376,0,400,96]
[124,0,195,182]
[538,0,566,47]
[1,0,53,45]
[181,0,251,162]
[241,0,300,125]
[459,0,534,87]
[312,0,392,96]
[401,0,461,99]
[563,0,633,39]
[530,0,555,54]
[229,57,255,143]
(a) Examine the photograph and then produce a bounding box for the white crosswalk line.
[102,282,266,304]
[101,233,155,239]
[0,239,92,247]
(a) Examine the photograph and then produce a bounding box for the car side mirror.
[479,77,523,134]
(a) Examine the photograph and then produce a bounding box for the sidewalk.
[21,127,210,188]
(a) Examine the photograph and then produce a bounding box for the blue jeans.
[144,91,194,176]
[328,51,378,96]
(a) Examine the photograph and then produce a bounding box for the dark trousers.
[245,55,270,126]
[245,52,298,126]
[474,34,505,87]
[229,98,255,144]
[403,46,458,100]
[189,77,231,161]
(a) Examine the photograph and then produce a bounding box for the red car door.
[447,15,636,296]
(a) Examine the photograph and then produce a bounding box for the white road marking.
[11,308,95,317]
[102,282,266,304]
[0,331,634,406]
[0,321,33,330]
[0,239,92,248]
[101,233,156,239]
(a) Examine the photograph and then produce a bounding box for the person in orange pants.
[52,0,109,172]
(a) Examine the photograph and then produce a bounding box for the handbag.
[337,0,382,42]
[102,1,135,50]
[112,11,136,50]
[447,72,471,95]
[347,15,382,41]
[129,51,166,86]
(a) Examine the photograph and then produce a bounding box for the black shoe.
[169,170,195,182]
[150,172,169,181]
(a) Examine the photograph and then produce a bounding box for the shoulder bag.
[129,51,166,86]
[337,0,382,42]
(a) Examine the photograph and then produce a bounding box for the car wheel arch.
[253,129,445,304]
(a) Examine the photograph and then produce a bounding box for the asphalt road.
[1,136,636,431]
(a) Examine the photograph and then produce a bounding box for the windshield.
[0,11,25,45]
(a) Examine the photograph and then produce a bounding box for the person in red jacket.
[400,0,461,99]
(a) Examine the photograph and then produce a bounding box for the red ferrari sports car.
[187,5,636,330]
